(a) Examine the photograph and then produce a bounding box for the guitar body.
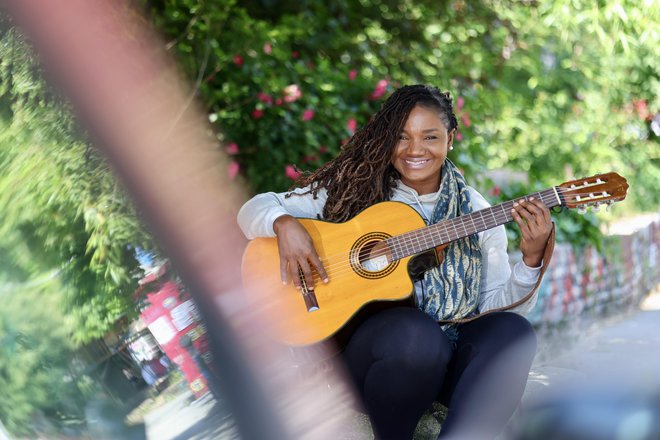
[241,201,428,347]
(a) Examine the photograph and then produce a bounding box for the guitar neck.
[387,187,563,261]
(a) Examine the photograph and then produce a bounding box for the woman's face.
[391,105,454,195]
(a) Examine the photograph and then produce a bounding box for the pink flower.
[292,50,300,58]
[283,84,302,103]
[228,161,240,180]
[257,92,273,104]
[370,79,389,100]
[275,98,283,106]
[319,146,328,154]
[233,55,244,66]
[456,96,465,110]
[461,113,472,128]
[301,109,315,121]
[455,130,463,141]
[347,118,357,134]
[489,186,501,197]
[285,165,301,180]
[225,143,239,155]
[251,108,264,119]
[302,154,318,163]
[633,99,651,120]
[348,69,358,80]
[263,42,272,54]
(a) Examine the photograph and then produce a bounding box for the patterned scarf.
[421,160,482,323]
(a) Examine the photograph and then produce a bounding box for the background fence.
[524,217,660,327]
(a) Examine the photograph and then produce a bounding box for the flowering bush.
[145,1,457,192]
[145,0,659,210]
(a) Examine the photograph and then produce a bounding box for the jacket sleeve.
[467,187,544,315]
[237,187,327,239]
[477,225,543,314]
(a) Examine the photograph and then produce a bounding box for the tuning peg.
[606,201,613,212]
[577,206,587,215]
[592,204,600,212]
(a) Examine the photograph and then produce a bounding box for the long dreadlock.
[291,84,459,222]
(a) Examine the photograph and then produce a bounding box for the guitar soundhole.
[351,233,398,279]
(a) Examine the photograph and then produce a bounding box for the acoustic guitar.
[241,173,628,347]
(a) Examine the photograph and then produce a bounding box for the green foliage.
[0,28,154,343]
[143,0,659,212]
[0,275,96,436]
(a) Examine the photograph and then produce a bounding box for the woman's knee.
[463,312,537,353]
[495,312,536,336]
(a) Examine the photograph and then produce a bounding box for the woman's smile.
[391,105,454,195]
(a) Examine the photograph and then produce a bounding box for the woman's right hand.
[273,215,329,289]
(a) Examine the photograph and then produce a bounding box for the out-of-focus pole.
[0,1,291,438]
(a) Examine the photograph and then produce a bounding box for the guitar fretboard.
[386,188,562,260]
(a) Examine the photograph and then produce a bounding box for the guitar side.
[241,202,427,346]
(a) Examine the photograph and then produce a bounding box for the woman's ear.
[447,128,456,150]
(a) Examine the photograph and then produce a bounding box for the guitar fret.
[436,225,445,245]
[500,203,509,223]
[414,231,424,254]
[461,217,469,236]
[449,219,458,242]
[489,207,497,226]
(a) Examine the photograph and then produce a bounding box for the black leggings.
[342,308,537,440]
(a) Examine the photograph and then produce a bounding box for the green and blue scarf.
[421,160,482,325]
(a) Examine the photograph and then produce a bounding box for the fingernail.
[513,202,518,207]
[529,197,535,201]
[323,278,329,283]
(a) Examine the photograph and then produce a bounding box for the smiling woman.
[392,105,455,195]
[238,84,556,439]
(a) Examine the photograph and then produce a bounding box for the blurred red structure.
[137,263,211,397]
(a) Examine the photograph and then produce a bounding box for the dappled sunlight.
[640,285,660,311]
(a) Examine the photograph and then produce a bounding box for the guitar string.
[312,190,556,273]
[313,184,615,269]
[309,189,552,269]
[302,191,557,281]
[300,187,612,282]
[288,186,617,283]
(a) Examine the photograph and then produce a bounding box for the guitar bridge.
[298,266,319,312]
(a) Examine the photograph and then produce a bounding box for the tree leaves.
[0,29,153,343]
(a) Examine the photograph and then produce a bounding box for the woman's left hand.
[511,197,553,267]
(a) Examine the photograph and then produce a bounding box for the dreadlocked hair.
[290,84,459,222]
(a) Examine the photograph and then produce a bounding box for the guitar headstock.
[557,173,629,213]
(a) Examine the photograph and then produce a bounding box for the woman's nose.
[406,138,424,154]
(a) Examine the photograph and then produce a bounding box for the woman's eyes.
[398,135,438,140]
